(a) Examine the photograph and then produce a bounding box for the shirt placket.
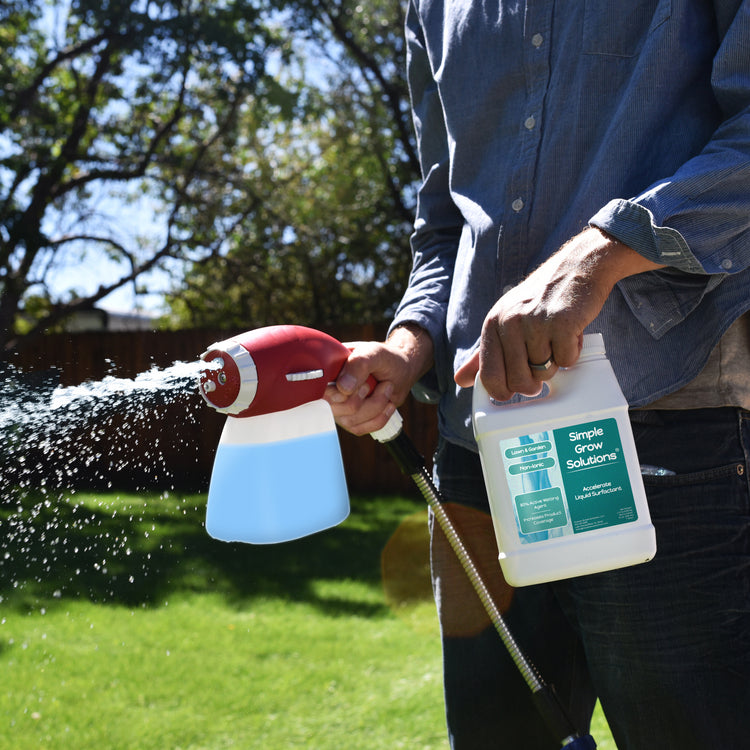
[498,2,553,297]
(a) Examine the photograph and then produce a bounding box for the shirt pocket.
[582,0,672,57]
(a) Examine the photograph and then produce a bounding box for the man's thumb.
[454,350,480,388]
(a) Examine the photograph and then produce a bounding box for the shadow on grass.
[0,489,426,618]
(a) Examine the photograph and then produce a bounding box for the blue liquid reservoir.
[206,400,350,544]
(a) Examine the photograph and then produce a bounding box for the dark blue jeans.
[431,408,750,750]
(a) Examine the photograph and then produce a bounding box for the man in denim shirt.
[326,2,750,747]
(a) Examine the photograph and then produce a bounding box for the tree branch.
[10,32,111,119]
[317,0,418,174]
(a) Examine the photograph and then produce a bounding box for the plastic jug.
[472,333,656,586]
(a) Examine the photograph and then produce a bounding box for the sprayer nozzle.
[197,339,258,415]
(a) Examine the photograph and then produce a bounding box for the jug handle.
[472,368,577,413]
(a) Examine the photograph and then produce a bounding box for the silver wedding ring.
[528,357,554,372]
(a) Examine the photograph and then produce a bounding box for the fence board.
[8,328,439,493]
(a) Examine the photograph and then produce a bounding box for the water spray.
[0,359,206,605]
[197,325,596,749]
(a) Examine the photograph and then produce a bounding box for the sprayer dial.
[198,341,258,414]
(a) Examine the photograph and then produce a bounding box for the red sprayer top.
[197,325,350,418]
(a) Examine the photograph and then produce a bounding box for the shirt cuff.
[589,199,704,274]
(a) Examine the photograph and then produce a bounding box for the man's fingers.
[548,332,584,368]
[327,380,396,436]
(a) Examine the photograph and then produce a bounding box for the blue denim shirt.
[392,0,750,451]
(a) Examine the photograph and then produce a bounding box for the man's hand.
[454,227,663,401]
[324,323,434,436]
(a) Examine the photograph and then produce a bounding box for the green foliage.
[2,0,287,349]
[0,0,418,354]
[165,81,413,329]
[163,0,417,330]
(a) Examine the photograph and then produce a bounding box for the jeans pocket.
[641,460,745,489]
[642,460,750,571]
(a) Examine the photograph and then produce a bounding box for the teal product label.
[498,418,637,544]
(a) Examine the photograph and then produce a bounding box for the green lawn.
[0,491,614,748]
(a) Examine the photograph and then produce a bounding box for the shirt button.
[531,33,544,47]
[524,116,536,130]
[721,258,733,270]
[512,198,524,212]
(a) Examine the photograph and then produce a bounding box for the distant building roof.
[64,308,158,333]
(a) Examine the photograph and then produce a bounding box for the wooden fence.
[8,327,439,494]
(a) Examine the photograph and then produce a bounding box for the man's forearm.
[387,322,435,387]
